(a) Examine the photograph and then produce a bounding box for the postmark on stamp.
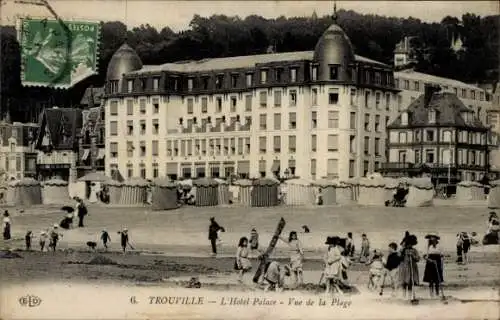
[17,18,100,88]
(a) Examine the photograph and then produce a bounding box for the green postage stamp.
[17,18,100,88]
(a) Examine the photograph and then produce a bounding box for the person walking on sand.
[25,231,33,251]
[323,236,343,294]
[346,232,355,257]
[279,231,304,287]
[3,211,11,240]
[49,224,63,252]
[398,234,420,299]
[235,237,252,283]
[366,250,384,290]
[359,233,370,262]
[208,217,225,256]
[75,197,88,228]
[117,228,131,254]
[101,229,111,250]
[380,242,401,296]
[249,228,259,253]
[39,230,48,252]
[423,233,444,298]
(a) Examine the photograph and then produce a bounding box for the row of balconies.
[381,162,488,171]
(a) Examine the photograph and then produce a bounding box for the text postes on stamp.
[18,18,100,89]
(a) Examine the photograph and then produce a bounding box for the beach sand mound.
[87,255,118,265]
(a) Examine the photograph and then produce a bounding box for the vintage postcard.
[0,0,499,319]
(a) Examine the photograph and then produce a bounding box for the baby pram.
[385,187,408,207]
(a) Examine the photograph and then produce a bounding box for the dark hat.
[210,217,215,221]
[425,232,440,240]
[325,236,336,245]
[405,234,418,246]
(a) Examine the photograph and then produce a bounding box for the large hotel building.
[102,18,400,181]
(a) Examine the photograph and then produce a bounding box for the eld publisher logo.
[19,295,42,307]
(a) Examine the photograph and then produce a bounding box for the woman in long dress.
[323,236,343,294]
[423,233,444,298]
[398,234,420,298]
[279,231,304,286]
[235,237,252,282]
[3,211,11,240]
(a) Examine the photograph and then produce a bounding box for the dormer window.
[140,79,146,90]
[329,65,339,80]
[311,66,318,81]
[401,112,409,126]
[127,79,133,93]
[216,74,224,89]
[260,70,268,84]
[428,110,436,124]
[231,74,238,88]
[187,78,194,92]
[153,77,160,91]
[290,68,297,83]
[461,112,469,123]
[246,73,253,86]
[275,68,283,83]
[109,80,119,93]
[202,77,209,90]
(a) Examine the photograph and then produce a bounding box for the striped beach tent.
[214,178,230,205]
[456,180,485,203]
[104,179,123,205]
[119,177,149,205]
[285,178,315,206]
[358,176,387,206]
[151,177,178,210]
[42,178,69,204]
[312,178,337,205]
[7,178,42,206]
[234,179,253,206]
[193,178,218,206]
[344,177,360,201]
[487,180,500,209]
[251,178,279,207]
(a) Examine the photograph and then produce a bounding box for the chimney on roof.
[424,84,441,107]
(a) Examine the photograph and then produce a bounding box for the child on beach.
[380,242,401,295]
[235,237,252,283]
[359,233,370,262]
[346,232,355,257]
[279,231,304,286]
[49,225,63,252]
[262,261,291,292]
[249,228,259,252]
[101,229,111,250]
[117,228,131,254]
[39,230,48,252]
[25,231,33,251]
[323,236,343,294]
[366,250,384,290]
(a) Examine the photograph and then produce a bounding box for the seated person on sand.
[262,260,291,292]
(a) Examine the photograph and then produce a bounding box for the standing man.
[75,197,88,227]
[208,217,225,256]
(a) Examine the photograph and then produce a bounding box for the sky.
[1,0,498,31]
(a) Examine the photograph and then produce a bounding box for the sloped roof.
[37,108,83,150]
[388,92,488,129]
[80,87,104,106]
[81,106,104,136]
[394,70,485,92]
[128,51,389,75]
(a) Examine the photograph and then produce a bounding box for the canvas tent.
[193,178,218,206]
[105,179,123,205]
[42,178,69,204]
[233,179,253,206]
[312,179,337,205]
[7,178,42,206]
[488,180,500,209]
[251,178,279,207]
[406,177,434,207]
[151,177,178,210]
[357,176,387,206]
[456,181,486,203]
[214,178,230,205]
[119,177,149,205]
[284,178,315,206]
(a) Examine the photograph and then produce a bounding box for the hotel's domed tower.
[105,43,143,91]
[313,9,355,82]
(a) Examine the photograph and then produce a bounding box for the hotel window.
[395,79,399,88]
[127,120,133,135]
[201,97,208,113]
[288,135,296,153]
[245,138,250,154]
[231,74,238,88]
[374,72,381,85]
[216,74,224,89]
[364,113,370,131]
[426,130,434,142]
[202,77,209,90]
[415,150,421,163]
[238,138,244,154]
[187,98,194,114]
[127,79,133,93]
[404,80,409,90]
[259,136,267,154]
[187,140,194,156]
[166,141,172,156]
[274,113,281,130]
[399,132,407,143]
[480,92,485,101]
[245,95,252,111]
[274,90,282,107]
[152,119,159,134]
[290,68,297,82]
[311,111,317,129]
[329,89,339,105]
[414,81,420,91]
[328,111,339,129]
[230,96,237,112]
[350,88,357,105]
[173,140,179,156]
[350,112,356,129]
[425,149,435,163]
[109,80,119,93]
[275,69,283,83]
[311,66,318,81]
[152,163,159,178]
[414,129,421,142]
[259,91,267,107]
[375,115,380,132]
[187,78,194,92]
[152,98,159,114]
[222,139,228,155]
[110,121,118,136]
[385,93,390,111]
[140,99,146,114]
[289,90,297,106]
[110,142,118,158]
[259,114,267,130]
[364,91,370,108]
[349,135,356,153]
[428,110,436,124]
[230,138,236,154]
[375,92,381,109]
[471,90,476,100]
[312,88,318,106]
[461,89,466,98]
[399,151,407,163]
[138,141,146,157]
[397,95,402,111]
[327,134,338,152]
[311,135,317,152]
[273,136,281,153]
[310,159,317,179]
[375,138,380,155]
[329,65,339,80]
[260,70,269,84]
[152,140,159,156]
[110,101,118,115]
[216,97,222,113]
[289,112,296,129]
[140,120,146,135]
[246,73,253,86]
[153,77,160,91]
[349,160,355,178]
[327,159,339,179]
[127,99,133,115]
[401,112,408,125]
[139,163,146,179]
[127,164,133,178]
[364,137,369,154]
